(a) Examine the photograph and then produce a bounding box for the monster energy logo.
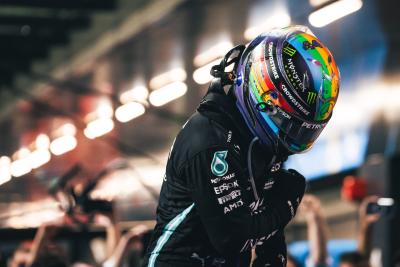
[211,151,229,177]
[307,92,317,104]
[283,46,296,57]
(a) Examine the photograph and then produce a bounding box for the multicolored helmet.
[233,25,340,153]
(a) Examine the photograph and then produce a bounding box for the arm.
[301,194,329,266]
[102,225,148,267]
[95,211,121,258]
[26,223,59,266]
[185,146,305,255]
[358,196,380,256]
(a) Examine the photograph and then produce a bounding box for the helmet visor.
[257,102,329,152]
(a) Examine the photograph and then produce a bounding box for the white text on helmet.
[301,121,327,129]
[281,84,310,116]
[268,42,279,79]
[287,58,305,92]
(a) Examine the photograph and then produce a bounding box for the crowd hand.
[91,208,121,259]
[358,195,380,256]
[93,210,117,226]
[126,224,148,237]
[299,194,323,223]
[102,225,148,267]
[27,218,66,266]
[359,195,380,229]
[63,211,90,225]
[298,194,329,265]
[35,215,70,239]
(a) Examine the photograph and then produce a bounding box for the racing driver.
[142,26,340,267]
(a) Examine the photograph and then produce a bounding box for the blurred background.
[0,0,399,266]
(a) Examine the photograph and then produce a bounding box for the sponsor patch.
[263,180,274,190]
[217,190,241,205]
[214,181,239,195]
[227,130,232,143]
[223,199,244,214]
[211,150,229,177]
[211,172,235,184]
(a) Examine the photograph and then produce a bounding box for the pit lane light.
[149,68,187,107]
[0,156,11,185]
[193,41,233,85]
[309,0,363,28]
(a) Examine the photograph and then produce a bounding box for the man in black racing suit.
[142,79,305,267]
[142,26,340,267]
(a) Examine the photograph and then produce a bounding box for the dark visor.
[256,101,329,150]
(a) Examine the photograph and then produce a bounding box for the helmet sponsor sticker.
[265,40,311,117]
[281,84,310,116]
[211,150,229,177]
[283,45,296,57]
[285,57,307,93]
[267,42,279,79]
[307,91,317,104]
[302,39,322,50]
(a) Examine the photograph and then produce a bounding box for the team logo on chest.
[211,150,229,177]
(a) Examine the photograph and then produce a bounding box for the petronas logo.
[211,151,229,177]
[307,92,317,104]
[283,46,296,57]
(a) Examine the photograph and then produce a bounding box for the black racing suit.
[142,80,305,267]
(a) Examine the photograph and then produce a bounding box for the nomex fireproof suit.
[142,80,305,267]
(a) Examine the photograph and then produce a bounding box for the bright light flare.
[149,82,187,107]
[120,85,149,104]
[90,170,143,200]
[193,59,222,85]
[84,118,114,139]
[96,100,114,119]
[11,148,32,177]
[35,134,50,150]
[30,149,51,169]
[309,0,331,6]
[244,12,291,40]
[59,123,77,136]
[115,102,145,123]
[194,41,233,67]
[0,156,11,185]
[50,135,77,155]
[308,0,363,28]
[378,198,394,207]
[149,68,187,89]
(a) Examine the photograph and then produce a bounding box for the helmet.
[233,25,340,153]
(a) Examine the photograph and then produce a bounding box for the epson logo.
[213,181,239,195]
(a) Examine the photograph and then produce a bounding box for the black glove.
[270,168,306,226]
[252,231,287,267]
